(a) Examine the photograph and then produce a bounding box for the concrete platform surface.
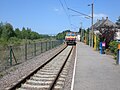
[73,42,120,90]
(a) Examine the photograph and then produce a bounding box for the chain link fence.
[0,40,63,72]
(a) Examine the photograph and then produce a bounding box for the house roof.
[93,19,103,29]
[99,17,118,28]
[93,17,118,29]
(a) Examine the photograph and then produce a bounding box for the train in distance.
[65,32,77,45]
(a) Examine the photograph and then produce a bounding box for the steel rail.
[7,45,67,90]
[49,46,73,90]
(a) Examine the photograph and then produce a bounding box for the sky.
[0,0,119,35]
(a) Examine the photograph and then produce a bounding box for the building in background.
[92,17,118,49]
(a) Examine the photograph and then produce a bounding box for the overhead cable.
[68,8,92,18]
[58,0,72,27]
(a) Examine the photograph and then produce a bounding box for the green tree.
[0,22,3,38]
[30,31,40,39]
[26,28,32,39]
[15,28,21,39]
[1,23,15,41]
[86,28,90,45]
[21,27,28,39]
[56,30,71,40]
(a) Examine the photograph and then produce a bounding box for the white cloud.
[53,8,59,12]
[93,13,108,18]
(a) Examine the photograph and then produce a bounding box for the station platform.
[73,42,120,90]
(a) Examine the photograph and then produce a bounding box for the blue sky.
[0,0,119,35]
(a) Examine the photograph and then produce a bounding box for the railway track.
[7,46,74,90]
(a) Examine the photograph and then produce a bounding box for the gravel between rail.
[0,44,67,90]
[63,46,76,90]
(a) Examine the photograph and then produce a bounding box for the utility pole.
[91,3,94,47]
[68,2,94,46]
[88,2,94,47]
[80,22,82,42]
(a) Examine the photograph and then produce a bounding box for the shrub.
[109,41,119,57]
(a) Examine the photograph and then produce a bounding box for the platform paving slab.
[73,42,120,90]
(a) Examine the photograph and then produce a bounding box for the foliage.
[8,37,22,45]
[15,28,22,39]
[0,22,54,46]
[85,28,90,45]
[0,23,16,41]
[96,35,100,50]
[0,22,3,38]
[80,29,86,42]
[56,30,71,40]
[0,38,8,46]
[99,27,116,48]
[109,41,119,56]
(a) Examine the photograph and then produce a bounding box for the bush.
[8,37,21,45]
[109,41,119,57]
[0,38,8,46]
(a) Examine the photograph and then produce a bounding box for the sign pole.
[117,44,120,64]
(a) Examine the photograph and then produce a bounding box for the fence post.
[53,41,54,48]
[48,42,49,50]
[55,41,57,47]
[41,42,43,53]
[57,41,59,46]
[25,43,27,60]
[34,42,36,56]
[46,42,47,51]
[49,42,51,50]
[9,46,12,66]
[52,41,53,48]
[50,41,52,49]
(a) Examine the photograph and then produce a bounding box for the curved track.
[7,46,74,90]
